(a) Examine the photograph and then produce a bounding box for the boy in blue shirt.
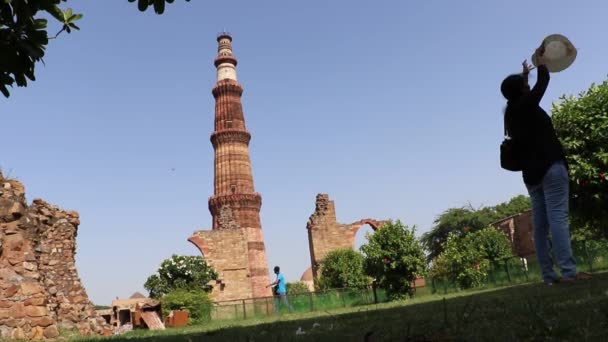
[266,266,293,313]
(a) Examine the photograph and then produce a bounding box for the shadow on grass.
[79,272,608,342]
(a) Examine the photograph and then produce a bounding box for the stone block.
[25,306,47,317]
[21,282,43,296]
[30,326,44,340]
[43,325,60,339]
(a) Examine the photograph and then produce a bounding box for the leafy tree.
[286,282,310,295]
[1,0,189,98]
[316,249,370,290]
[432,233,489,289]
[144,254,217,298]
[161,288,212,324]
[430,227,512,289]
[552,79,608,237]
[470,227,512,267]
[360,220,426,299]
[421,195,530,262]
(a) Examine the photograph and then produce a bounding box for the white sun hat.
[532,34,577,73]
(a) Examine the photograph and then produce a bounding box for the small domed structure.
[300,267,315,291]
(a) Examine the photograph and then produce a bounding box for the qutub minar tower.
[189,33,272,301]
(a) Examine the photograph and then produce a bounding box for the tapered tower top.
[215,32,238,81]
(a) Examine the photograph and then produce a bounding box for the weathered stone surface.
[306,194,387,279]
[491,209,535,257]
[29,326,44,340]
[9,303,25,319]
[30,317,53,328]
[0,309,9,319]
[4,285,19,297]
[24,297,46,307]
[11,327,25,340]
[21,282,43,296]
[25,306,47,317]
[0,173,111,340]
[43,326,60,339]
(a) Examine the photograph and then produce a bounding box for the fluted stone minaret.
[189,33,272,301]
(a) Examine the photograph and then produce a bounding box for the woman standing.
[500,47,589,285]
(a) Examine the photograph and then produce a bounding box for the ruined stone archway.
[306,194,388,279]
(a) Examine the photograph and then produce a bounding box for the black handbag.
[500,115,522,172]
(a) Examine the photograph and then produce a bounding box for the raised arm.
[524,47,550,105]
[528,64,550,104]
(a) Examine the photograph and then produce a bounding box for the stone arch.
[306,194,388,279]
[348,219,388,251]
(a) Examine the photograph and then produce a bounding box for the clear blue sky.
[2,1,607,305]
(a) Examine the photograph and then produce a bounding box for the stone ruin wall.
[188,227,252,303]
[0,172,111,340]
[492,209,535,258]
[306,194,387,279]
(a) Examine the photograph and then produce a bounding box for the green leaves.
[430,227,512,289]
[552,77,608,237]
[128,0,191,14]
[1,1,83,97]
[144,254,218,298]
[316,249,370,291]
[286,282,311,295]
[161,289,212,323]
[421,196,530,262]
[360,220,427,299]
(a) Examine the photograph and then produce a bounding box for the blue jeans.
[526,161,577,282]
[274,293,293,313]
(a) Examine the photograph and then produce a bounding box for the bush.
[360,220,426,300]
[435,233,489,289]
[552,79,608,237]
[161,289,212,324]
[286,282,310,295]
[316,249,370,291]
[432,227,512,289]
[144,254,217,298]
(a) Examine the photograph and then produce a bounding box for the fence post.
[308,292,314,312]
[234,304,237,320]
[242,299,246,319]
[265,297,269,316]
[504,260,512,283]
[584,241,594,272]
[340,289,346,307]
[521,258,529,282]
[431,278,437,294]
[372,284,378,304]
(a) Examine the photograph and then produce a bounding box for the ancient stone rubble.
[0,171,112,340]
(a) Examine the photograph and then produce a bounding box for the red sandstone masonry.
[0,172,111,340]
[189,34,272,302]
[306,194,387,279]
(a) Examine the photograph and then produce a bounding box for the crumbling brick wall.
[492,209,535,258]
[306,194,387,278]
[0,172,111,340]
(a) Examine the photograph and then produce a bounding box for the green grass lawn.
[76,272,608,341]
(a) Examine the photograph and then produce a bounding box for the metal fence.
[209,286,390,321]
[208,240,608,322]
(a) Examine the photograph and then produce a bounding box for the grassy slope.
[77,272,608,341]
